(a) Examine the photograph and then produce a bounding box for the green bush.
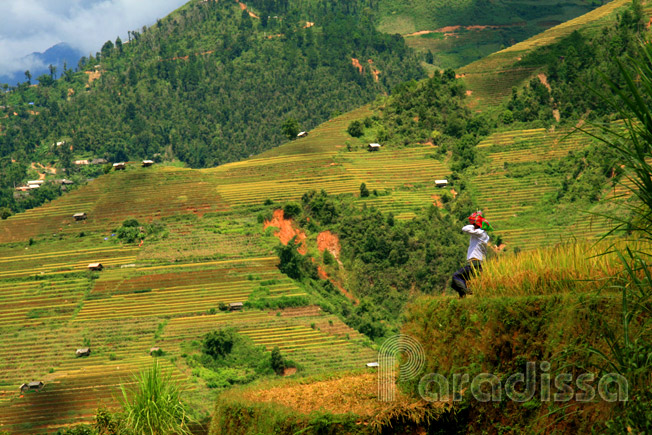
[121,362,191,434]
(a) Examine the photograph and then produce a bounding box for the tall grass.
[469,241,636,297]
[120,362,191,435]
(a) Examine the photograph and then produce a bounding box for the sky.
[0,0,188,76]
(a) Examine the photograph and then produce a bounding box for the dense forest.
[0,0,423,214]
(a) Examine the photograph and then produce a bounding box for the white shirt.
[462,225,490,261]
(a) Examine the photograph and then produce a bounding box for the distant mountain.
[0,42,84,86]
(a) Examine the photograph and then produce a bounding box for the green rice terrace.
[1,1,649,433]
[0,102,631,432]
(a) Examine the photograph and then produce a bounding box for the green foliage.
[270,347,287,375]
[282,202,302,219]
[347,120,364,137]
[359,182,369,198]
[281,118,300,140]
[322,249,335,265]
[589,40,652,240]
[120,362,191,435]
[507,3,646,126]
[114,219,166,244]
[203,328,238,360]
[275,237,317,280]
[54,425,97,435]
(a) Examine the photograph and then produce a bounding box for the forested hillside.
[0,0,422,207]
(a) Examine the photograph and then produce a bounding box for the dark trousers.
[451,260,482,296]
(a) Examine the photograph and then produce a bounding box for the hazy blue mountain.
[0,42,84,86]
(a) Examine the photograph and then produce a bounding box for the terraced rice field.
[471,125,616,250]
[459,0,635,110]
[159,306,376,372]
[0,167,228,244]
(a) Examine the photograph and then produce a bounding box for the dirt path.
[404,22,526,37]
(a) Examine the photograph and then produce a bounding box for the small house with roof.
[20,381,44,393]
[368,143,381,151]
[229,302,244,311]
[88,263,103,271]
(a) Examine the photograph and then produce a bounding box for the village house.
[113,162,126,170]
[76,348,91,357]
[73,212,87,221]
[229,302,244,311]
[435,179,449,188]
[87,263,103,271]
[142,160,154,167]
[368,143,381,151]
[20,381,44,393]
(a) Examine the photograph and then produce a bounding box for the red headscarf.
[468,211,493,230]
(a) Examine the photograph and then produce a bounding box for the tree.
[48,64,57,79]
[203,328,237,359]
[101,40,114,59]
[347,120,363,137]
[281,117,300,140]
[359,182,369,197]
[115,36,123,53]
[270,347,287,375]
[24,70,31,85]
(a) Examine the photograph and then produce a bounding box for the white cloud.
[0,0,188,75]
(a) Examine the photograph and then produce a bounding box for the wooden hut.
[76,348,91,357]
[368,143,381,151]
[229,302,244,311]
[73,212,87,221]
[20,381,44,393]
[88,263,103,271]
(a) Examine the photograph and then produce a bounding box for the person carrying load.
[451,211,493,298]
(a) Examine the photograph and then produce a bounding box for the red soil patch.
[237,0,258,17]
[317,231,340,260]
[431,195,443,208]
[304,21,314,28]
[465,90,473,96]
[367,59,381,82]
[264,209,307,254]
[351,58,363,74]
[450,189,458,198]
